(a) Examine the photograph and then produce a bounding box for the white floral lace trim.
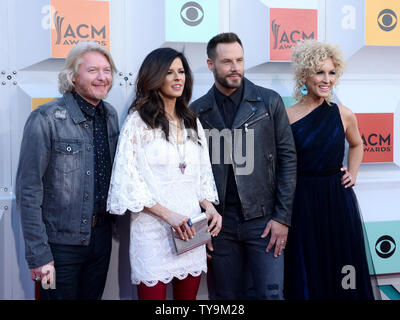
[133,269,207,287]
[107,112,218,286]
[196,118,220,205]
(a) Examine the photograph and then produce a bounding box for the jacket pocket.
[53,140,83,174]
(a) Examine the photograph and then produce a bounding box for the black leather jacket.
[190,78,296,226]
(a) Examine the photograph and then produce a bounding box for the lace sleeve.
[197,119,219,205]
[107,112,157,215]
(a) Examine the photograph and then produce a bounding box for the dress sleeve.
[196,119,219,205]
[107,113,157,215]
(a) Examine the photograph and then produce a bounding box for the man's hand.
[261,220,288,258]
[30,261,55,286]
[206,240,214,260]
[205,207,222,237]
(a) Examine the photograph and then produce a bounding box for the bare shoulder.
[337,104,357,122]
[337,104,358,132]
[286,103,302,124]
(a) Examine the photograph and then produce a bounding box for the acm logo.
[356,113,393,163]
[41,4,108,45]
[361,133,391,153]
[269,8,318,61]
[53,11,107,46]
[41,0,110,58]
[271,20,315,50]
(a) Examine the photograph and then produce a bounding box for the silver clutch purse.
[171,213,211,255]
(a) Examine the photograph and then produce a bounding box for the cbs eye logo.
[377,9,397,32]
[180,2,204,26]
[375,235,396,259]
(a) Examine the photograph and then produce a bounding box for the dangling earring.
[301,84,308,95]
[329,88,335,104]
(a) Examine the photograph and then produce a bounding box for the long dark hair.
[129,47,198,142]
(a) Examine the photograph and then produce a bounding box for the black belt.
[297,166,342,177]
[92,214,110,227]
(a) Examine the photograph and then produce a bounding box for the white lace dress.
[107,111,219,286]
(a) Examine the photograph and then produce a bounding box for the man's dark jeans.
[39,222,112,300]
[210,215,284,300]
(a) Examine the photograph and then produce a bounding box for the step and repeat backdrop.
[1,0,400,300]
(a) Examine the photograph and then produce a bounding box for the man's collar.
[72,91,103,118]
[214,81,244,107]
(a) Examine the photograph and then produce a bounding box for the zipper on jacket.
[235,102,256,130]
[267,153,275,189]
[245,112,269,132]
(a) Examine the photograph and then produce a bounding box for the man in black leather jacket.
[190,33,296,299]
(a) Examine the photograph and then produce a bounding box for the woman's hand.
[165,211,195,241]
[341,166,355,188]
[205,206,222,237]
[145,204,196,241]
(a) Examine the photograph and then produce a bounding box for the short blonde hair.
[58,41,117,94]
[292,40,345,103]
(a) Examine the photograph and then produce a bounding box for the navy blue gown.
[284,100,374,300]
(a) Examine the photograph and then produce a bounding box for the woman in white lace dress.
[107,48,222,300]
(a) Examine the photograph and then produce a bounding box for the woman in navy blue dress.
[284,40,375,300]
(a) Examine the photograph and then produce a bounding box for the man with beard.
[190,33,297,300]
[16,42,119,300]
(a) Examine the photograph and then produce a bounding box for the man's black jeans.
[210,215,284,300]
[39,222,112,300]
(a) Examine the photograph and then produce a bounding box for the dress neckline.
[169,119,186,145]
[290,100,329,127]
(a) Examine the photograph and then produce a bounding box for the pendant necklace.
[177,144,187,174]
[175,120,187,174]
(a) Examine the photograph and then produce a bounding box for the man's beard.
[214,69,243,90]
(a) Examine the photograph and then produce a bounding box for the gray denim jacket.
[16,93,119,269]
